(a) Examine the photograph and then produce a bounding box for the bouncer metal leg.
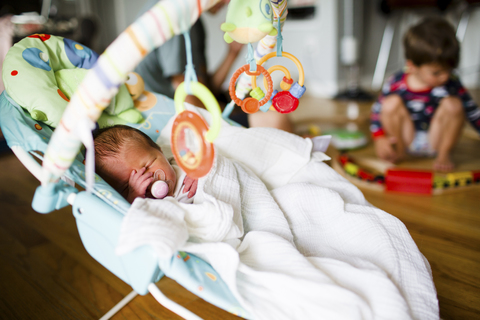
[99,290,138,320]
[148,283,203,320]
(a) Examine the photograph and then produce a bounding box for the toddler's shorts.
[408,130,437,157]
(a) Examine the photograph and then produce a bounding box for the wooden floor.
[0,91,479,319]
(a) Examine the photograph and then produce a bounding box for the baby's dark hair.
[403,17,459,69]
[93,125,160,170]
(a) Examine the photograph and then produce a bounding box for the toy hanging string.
[276,18,283,57]
[183,0,197,94]
[174,0,198,94]
[222,100,236,119]
[183,31,198,95]
[246,43,257,73]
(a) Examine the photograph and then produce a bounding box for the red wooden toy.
[473,170,480,183]
[385,169,433,195]
[358,169,375,182]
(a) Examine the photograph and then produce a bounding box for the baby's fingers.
[183,176,194,192]
[130,169,153,191]
[131,168,152,182]
[139,174,153,190]
[187,179,198,198]
[130,168,144,183]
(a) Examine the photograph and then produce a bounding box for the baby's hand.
[127,167,153,203]
[183,176,198,199]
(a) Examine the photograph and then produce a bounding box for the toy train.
[337,154,480,194]
[340,155,385,184]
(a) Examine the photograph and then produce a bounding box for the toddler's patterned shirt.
[370,71,480,138]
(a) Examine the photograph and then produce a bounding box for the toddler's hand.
[183,176,198,199]
[374,137,398,163]
[127,167,153,203]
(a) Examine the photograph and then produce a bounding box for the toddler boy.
[370,17,480,172]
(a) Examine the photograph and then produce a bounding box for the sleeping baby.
[93,125,197,204]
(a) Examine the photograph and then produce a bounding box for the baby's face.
[105,140,177,199]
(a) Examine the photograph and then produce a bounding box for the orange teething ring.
[171,111,214,179]
[229,64,273,114]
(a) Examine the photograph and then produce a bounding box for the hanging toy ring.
[229,64,273,114]
[252,65,293,94]
[171,81,222,179]
[256,52,305,86]
[253,52,306,114]
[252,65,293,113]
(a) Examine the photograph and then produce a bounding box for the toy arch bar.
[41,0,223,185]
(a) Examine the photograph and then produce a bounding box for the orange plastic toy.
[229,64,273,114]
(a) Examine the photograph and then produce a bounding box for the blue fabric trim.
[246,43,257,72]
[276,19,283,57]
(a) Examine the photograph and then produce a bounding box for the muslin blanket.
[116,109,439,320]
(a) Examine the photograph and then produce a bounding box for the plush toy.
[124,72,158,112]
[220,0,277,44]
[55,68,144,128]
[2,34,143,128]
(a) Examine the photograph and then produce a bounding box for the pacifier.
[148,169,169,199]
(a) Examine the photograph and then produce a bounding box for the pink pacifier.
[148,169,169,199]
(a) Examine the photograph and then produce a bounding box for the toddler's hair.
[403,17,459,69]
[93,125,160,169]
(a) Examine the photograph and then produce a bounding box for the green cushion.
[2,34,142,128]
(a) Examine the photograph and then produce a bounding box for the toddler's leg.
[378,95,415,162]
[429,96,464,172]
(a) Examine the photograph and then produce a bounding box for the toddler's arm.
[370,73,401,139]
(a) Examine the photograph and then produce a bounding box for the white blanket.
[117,112,439,320]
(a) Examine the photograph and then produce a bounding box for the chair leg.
[99,290,138,320]
[148,283,203,320]
[372,14,398,91]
